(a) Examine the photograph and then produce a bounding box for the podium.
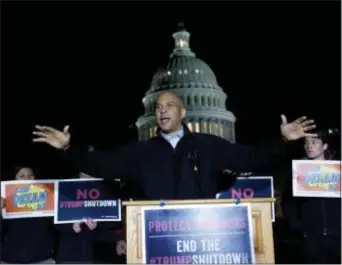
[123,198,275,264]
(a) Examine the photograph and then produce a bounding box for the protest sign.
[292,160,341,198]
[55,179,121,224]
[216,176,275,222]
[1,180,56,219]
[141,203,255,264]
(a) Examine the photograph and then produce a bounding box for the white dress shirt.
[160,127,184,149]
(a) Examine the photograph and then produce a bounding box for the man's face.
[15,167,35,180]
[155,92,186,134]
[304,137,327,160]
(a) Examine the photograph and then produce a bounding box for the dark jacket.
[62,127,286,200]
[55,223,94,263]
[93,223,123,264]
[282,162,341,236]
[1,217,55,263]
[55,222,117,263]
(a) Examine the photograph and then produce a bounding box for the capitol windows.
[208,97,212,107]
[203,121,208,133]
[187,122,193,132]
[208,122,213,134]
[187,96,191,106]
[182,96,186,106]
[201,95,204,105]
[212,121,219,136]
[194,122,200,133]
[176,38,188,48]
[149,127,153,138]
[219,122,224,137]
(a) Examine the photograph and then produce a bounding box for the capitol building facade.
[136,25,236,142]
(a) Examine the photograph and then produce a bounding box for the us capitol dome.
[136,24,236,142]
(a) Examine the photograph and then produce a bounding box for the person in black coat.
[32,91,316,200]
[282,130,341,264]
[55,219,97,264]
[55,218,120,264]
[55,170,119,264]
[1,166,56,264]
[93,224,126,263]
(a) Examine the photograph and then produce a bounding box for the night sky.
[1,1,341,178]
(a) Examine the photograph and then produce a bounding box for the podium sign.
[141,203,255,264]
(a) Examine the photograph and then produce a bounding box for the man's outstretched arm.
[212,115,316,172]
[32,125,138,181]
[61,143,138,181]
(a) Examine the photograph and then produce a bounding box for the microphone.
[188,150,199,172]
[188,150,205,197]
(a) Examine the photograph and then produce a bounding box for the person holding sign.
[55,218,98,264]
[1,166,56,264]
[32,91,316,200]
[282,130,341,264]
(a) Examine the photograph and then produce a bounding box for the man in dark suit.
[32,91,316,200]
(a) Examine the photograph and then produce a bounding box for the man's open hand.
[33,125,70,150]
[280,115,317,141]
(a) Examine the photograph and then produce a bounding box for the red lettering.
[88,188,100,199]
[77,189,87,200]
[76,188,100,200]
[168,220,173,231]
[231,188,242,198]
[239,218,246,229]
[155,221,161,232]
[148,221,155,232]
[232,188,254,199]
[243,188,254,199]
[161,221,167,231]
[178,256,185,264]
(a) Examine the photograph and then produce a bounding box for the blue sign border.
[54,179,121,224]
[141,203,256,264]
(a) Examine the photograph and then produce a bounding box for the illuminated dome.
[136,23,236,142]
